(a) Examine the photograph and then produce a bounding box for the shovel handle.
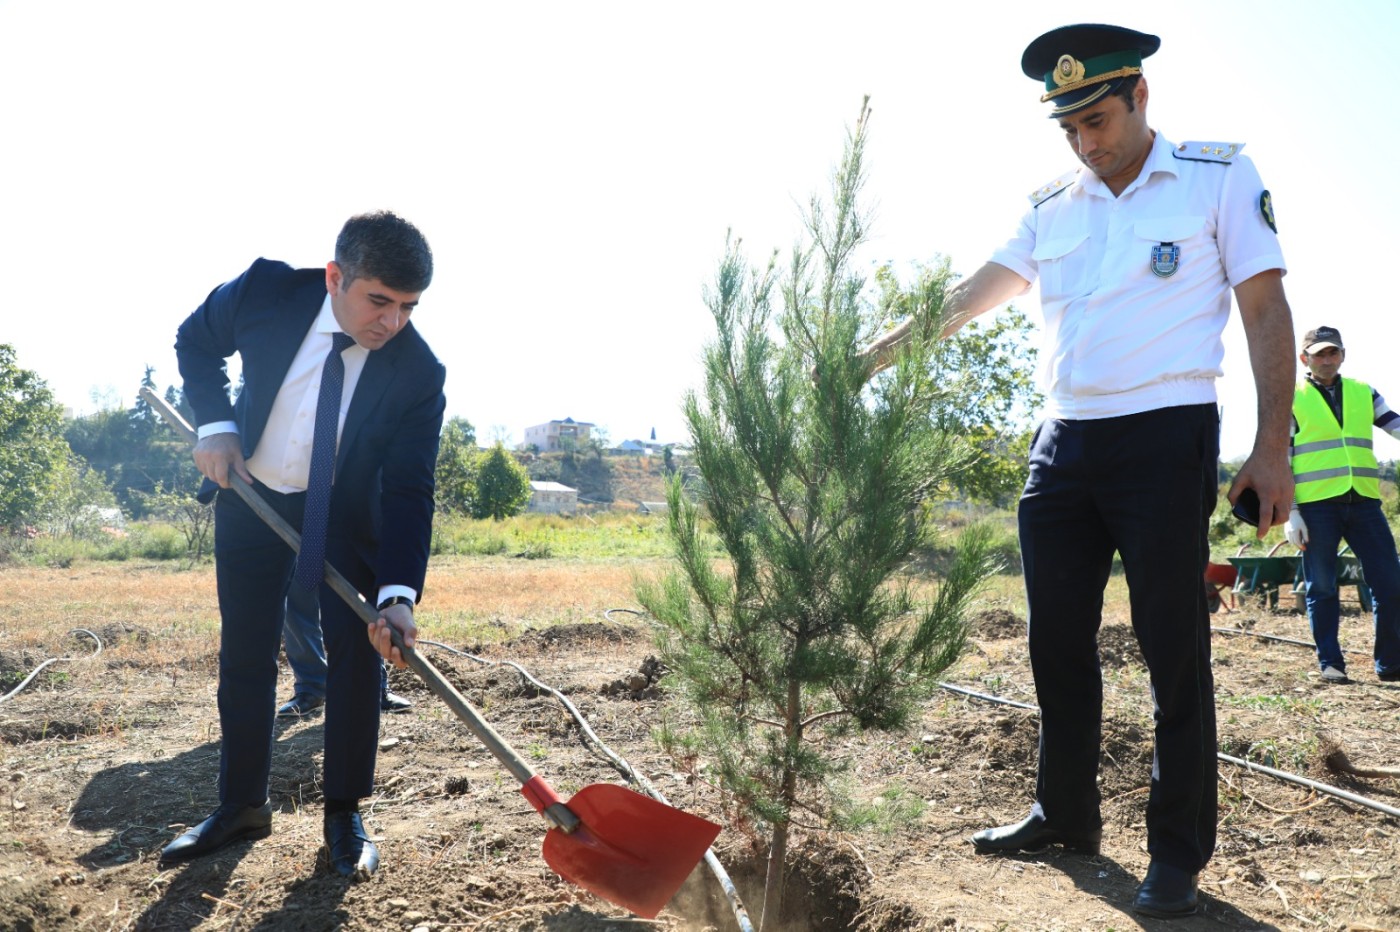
[142,387,581,833]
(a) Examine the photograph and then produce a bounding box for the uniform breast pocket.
[1032,232,1091,300]
[1133,216,1206,280]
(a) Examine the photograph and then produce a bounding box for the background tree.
[65,369,202,518]
[637,101,996,929]
[472,442,532,520]
[435,416,479,514]
[879,264,1043,507]
[0,344,76,532]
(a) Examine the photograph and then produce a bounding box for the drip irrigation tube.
[933,680,1400,822]
[0,629,103,704]
[1211,626,1363,656]
[419,638,755,932]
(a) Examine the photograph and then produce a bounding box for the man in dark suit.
[160,211,445,879]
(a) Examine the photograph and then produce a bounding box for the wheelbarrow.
[1228,542,1299,610]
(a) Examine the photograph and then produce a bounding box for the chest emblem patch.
[1150,242,1181,278]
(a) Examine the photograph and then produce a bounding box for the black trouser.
[213,482,384,807]
[1018,403,1219,873]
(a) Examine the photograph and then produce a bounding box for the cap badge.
[1150,242,1181,278]
[1053,54,1086,87]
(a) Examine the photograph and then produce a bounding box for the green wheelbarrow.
[1228,542,1300,610]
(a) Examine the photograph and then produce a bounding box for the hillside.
[524,450,673,507]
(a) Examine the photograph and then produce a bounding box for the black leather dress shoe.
[160,801,273,864]
[380,690,413,713]
[971,813,1102,855]
[277,693,325,718]
[325,811,379,879]
[1133,861,1199,917]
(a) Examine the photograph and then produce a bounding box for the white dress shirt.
[196,295,416,604]
[990,132,1287,420]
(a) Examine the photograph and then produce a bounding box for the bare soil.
[2,566,1399,931]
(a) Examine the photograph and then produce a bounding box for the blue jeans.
[282,575,389,699]
[1298,497,1400,677]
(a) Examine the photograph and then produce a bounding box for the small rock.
[388,898,409,910]
[403,910,428,922]
[626,674,648,692]
[379,737,400,751]
[1300,870,1323,883]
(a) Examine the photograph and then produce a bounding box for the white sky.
[2,0,1394,458]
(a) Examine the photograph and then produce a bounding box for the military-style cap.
[1022,24,1160,117]
[1302,326,1344,353]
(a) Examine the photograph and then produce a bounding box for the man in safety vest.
[1286,325,1400,684]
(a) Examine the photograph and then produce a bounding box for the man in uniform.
[1284,325,1400,685]
[866,23,1295,918]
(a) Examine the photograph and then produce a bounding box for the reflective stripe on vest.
[1292,376,1380,502]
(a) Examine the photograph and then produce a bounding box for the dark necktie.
[295,332,356,590]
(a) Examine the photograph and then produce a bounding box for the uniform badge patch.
[1150,242,1180,278]
[1259,190,1277,233]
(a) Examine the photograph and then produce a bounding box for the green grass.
[1221,693,1324,716]
[430,510,678,560]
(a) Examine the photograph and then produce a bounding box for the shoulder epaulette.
[1173,141,1245,164]
[1028,170,1078,207]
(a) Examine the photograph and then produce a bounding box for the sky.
[2,0,1396,458]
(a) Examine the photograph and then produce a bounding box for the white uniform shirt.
[989,131,1286,420]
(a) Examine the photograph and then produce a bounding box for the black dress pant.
[1018,403,1219,873]
[213,482,383,807]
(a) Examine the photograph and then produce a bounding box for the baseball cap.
[1301,326,1344,353]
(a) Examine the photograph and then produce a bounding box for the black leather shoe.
[1133,861,1199,917]
[160,801,272,864]
[1380,668,1400,683]
[277,693,325,718]
[325,811,379,880]
[380,690,413,713]
[971,813,1102,855]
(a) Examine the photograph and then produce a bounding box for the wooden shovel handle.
[141,387,579,832]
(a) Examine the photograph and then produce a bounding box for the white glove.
[1285,509,1309,550]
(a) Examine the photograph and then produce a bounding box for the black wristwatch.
[376,595,414,612]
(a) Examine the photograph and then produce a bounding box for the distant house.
[613,439,652,455]
[523,417,594,452]
[528,481,578,515]
[638,501,669,515]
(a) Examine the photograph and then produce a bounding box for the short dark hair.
[334,211,434,292]
[1110,74,1142,112]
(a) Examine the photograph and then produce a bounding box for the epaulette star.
[1173,141,1245,164]
[1028,170,1078,206]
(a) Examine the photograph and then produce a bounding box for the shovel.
[143,387,721,918]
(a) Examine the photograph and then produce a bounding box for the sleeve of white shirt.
[376,585,418,608]
[987,206,1039,284]
[1217,155,1287,287]
[197,420,239,439]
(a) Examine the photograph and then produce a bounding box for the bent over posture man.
[161,211,445,878]
[866,24,1295,918]
[1285,325,1400,685]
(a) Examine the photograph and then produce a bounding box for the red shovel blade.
[541,783,722,919]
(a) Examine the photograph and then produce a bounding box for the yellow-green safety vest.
[1291,376,1380,503]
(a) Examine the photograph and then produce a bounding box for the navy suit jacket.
[175,258,445,598]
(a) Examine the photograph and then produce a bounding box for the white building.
[528,481,578,515]
[523,417,594,452]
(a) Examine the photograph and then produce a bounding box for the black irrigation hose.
[0,629,103,704]
[1211,626,1364,656]
[417,637,756,932]
[934,680,1400,822]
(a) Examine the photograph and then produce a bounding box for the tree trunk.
[759,678,803,930]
